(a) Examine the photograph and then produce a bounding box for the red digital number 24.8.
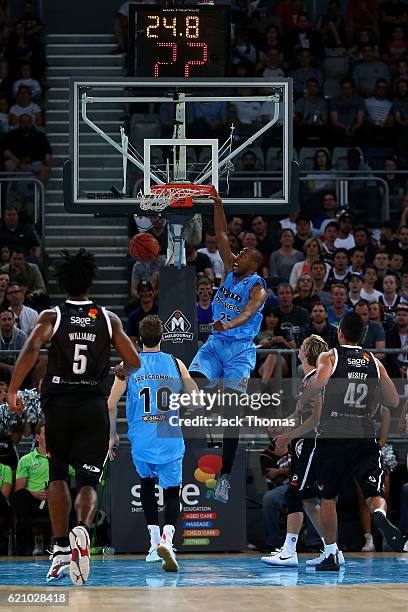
[154,42,208,78]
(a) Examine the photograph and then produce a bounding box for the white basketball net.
[138,184,214,212]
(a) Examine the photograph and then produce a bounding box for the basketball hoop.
[139,183,216,212]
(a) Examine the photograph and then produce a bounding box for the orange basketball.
[128,233,160,262]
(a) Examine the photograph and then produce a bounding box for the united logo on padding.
[164,311,194,344]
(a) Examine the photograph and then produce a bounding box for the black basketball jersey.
[319,345,380,437]
[42,300,112,397]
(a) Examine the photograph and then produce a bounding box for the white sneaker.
[306,550,345,566]
[69,526,90,586]
[146,545,161,563]
[157,538,179,572]
[403,539,408,553]
[46,545,70,582]
[261,547,298,567]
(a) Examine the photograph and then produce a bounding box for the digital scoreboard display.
[129,4,230,78]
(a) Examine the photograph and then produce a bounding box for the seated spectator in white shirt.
[9,85,42,129]
[334,211,356,250]
[365,79,393,127]
[255,48,285,79]
[11,63,41,101]
[5,283,38,335]
[197,229,224,285]
[361,265,383,302]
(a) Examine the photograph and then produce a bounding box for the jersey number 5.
[73,343,88,375]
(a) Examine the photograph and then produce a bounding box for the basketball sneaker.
[46,545,71,582]
[157,538,179,572]
[69,526,90,586]
[146,545,161,563]
[372,510,405,552]
[214,474,231,504]
[261,547,298,567]
[306,549,345,566]
[316,552,340,572]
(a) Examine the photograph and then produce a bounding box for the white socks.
[283,533,298,553]
[324,543,338,556]
[163,524,175,544]
[373,508,386,518]
[148,525,161,548]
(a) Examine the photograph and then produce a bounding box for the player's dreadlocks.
[55,249,97,296]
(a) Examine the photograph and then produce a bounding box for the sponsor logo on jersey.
[52,376,60,383]
[347,354,370,368]
[164,311,194,344]
[88,308,98,320]
[70,315,93,328]
[368,476,376,483]
[82,464,100,473]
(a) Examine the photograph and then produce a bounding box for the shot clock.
[129,4,230,78]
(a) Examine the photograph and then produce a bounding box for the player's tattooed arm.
[275,393,322,448]
[376,358,400,408]
[211,283,267,332]
[297,350,334,411]
[8,309,56,413]
[108,311,141,372]
[211,190,236,274]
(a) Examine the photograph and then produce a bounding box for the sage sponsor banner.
[110,445,246,552]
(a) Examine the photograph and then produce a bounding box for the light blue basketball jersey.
[126,352,185,464]
[212,272,266,340]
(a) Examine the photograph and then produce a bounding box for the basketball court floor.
[0,553,407,611]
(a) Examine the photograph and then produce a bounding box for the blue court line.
[0,556,407,588]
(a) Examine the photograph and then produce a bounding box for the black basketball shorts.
[289,437,319,498]
[315,438,384,500]
[42,392,109,486]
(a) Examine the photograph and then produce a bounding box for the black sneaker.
[372,511,405,552]
[316,553,340,572]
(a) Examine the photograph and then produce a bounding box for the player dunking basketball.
[7,249,140,585]
[108,315,199,572]
[189,192,267,503]
[298,312,406,571]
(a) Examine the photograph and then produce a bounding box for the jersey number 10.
[140,386,173,413]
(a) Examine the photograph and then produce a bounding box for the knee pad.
[75,463,101,492]
[286,483,303,514]
[48,455,69,483]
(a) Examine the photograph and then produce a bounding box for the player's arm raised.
[108,311,141,372]
[297,350,334,411]
[211,283,267,333]
[8,310,56,412]
[212,190,236,274]
[376,358,400,408]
